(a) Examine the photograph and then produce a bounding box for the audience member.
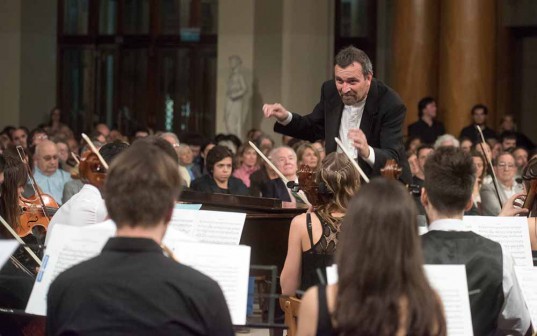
[33,140,71,205]
[215,133,242,154]
[281,153,360,296]
[470,150,486,212]
[501,131,517,151]
[249,161,278,197]
[405,136,421,154]
[499,114,535,150]
[311,141,325,161]
[94,123,111,140]
[513,147,529,177]
[190,145,248,196]
[460,137,473,153]
[298,178,446,336]
[407,96,445,144]
[29,128,49,150]
[433,134,459,149]
[232,143,259,188]
[178,144,201,181]
[199,141,216,175]
[261,146,302,203]
[160,132,191,187]
[296,143,320,170]
[421,147,531,335]
[45,107,74,140]
[480,152,524,216]
[459,104,497,143]
[255,135,275,155]
[47,141,234,335]
[11,127,29,149]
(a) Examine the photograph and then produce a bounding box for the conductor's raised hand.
[263,103,289,123]
[348,128,370,158]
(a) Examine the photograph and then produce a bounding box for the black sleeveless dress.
[301,212,340,291]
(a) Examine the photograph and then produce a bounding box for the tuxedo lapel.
[360,79,378,140]
[325,96,344,153]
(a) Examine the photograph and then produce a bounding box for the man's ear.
[420,188,428,208]
[464,196,474,212]
[164,206,174,225]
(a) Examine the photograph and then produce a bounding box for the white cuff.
[278,111,293,126]
[363,146,375,166]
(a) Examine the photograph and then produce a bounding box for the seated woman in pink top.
[232,143,259,188]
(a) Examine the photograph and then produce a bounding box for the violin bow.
[248,141,311,206]
[16,146,51,221]
[475,126,503,208]
[81,133,109,170]
[334,137,370,183]
[71,152,80,164]
[0,214,42,266]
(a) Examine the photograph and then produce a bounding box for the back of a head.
[99,140,130,165]
[316,153,360,213]
[424,147,475,216]
[134,135,179,164]
[103,142,181,229]
[335,178,445,335]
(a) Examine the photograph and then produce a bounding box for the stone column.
[438,0,496,135]
[391,0,440,132]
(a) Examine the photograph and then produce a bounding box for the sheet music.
[326,264,338,285]
[424,265,474,336]
[463,216,533,267]
[26,222,115,315]
[168,241,251,325]
[0,240,19,268]
[514,267,537,327]
[169,209,246,245]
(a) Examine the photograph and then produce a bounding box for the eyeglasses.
[496,162,515,169]
[42,155,58,161]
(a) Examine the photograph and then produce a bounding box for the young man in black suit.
[263,46,411,184]
[47,141,234,335]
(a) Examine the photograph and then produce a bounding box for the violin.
[521,157,537,216]
[18,191,59,238]
[380,159,421,196]
[294,164,322,207]
[78,151,107,189]
[15,146,59,240]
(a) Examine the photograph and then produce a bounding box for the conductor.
[263,46,411,183]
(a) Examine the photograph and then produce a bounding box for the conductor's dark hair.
[471,104,488,115]
[418,97,435,118]
[206,145,234,175]
[424,147,475,216]
[334,46,373,76]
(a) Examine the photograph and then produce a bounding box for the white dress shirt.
[280,105,375,165]
[46,184,108,245]
[428,218,531,335]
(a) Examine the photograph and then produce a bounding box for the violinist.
[46,141,129,245]
[33,140,71,205]
[280,153,360,296]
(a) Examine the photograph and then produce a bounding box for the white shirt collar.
[428,218,471,232]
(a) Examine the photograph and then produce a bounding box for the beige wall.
[20,0,57,128]
[0,1,22,128]
[0,0,56,130]
[217,0,334,142]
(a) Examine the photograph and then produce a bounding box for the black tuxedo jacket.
[274,79,411,184]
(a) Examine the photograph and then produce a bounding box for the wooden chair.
[279,296,301,336]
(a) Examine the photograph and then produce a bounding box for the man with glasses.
[480,152,524,216]
[33,140,72,205]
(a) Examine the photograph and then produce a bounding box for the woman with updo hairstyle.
[190,145,249,196]
[297,178,446,336]
[280,152,360,296]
